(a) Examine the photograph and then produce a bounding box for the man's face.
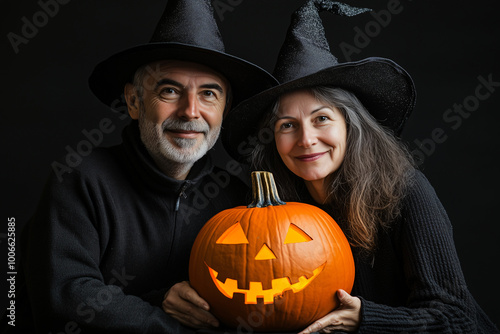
[126,60,229,168]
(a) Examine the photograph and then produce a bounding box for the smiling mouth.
[206,262,325,304]
[165,129,202,138]
[295,152,326,162]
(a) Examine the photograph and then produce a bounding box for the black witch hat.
[222,0,416,162]
[88,0,278,109]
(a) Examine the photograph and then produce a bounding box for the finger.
[180,282,210,310]
[164,295,218,323]
[337,289,361,311]
[337,289,351,305]
[164,300,220,328]
[319,326,337,334]
[298,317,332,334]
[174,308,220,329]
[163,288,219,328]
[299,311,345,334]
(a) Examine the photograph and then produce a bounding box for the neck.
[304,179,327,204]
[149,152,193,180]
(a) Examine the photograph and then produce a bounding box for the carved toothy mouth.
[206,262,326,304]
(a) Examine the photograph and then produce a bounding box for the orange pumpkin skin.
[188,172,355,332]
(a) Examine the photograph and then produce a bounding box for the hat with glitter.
[88,0,278,110]
[222,0,416,161]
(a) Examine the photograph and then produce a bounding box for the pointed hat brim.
[88,42,278,109]
[221,57,416,162]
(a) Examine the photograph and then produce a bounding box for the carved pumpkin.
[189,171,355,332]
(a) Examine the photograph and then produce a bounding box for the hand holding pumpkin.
[298,289,361,334]
[162,281,220,329]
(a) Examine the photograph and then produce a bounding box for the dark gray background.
[1,0,499,327]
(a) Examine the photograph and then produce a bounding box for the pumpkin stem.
[248,171,286,208]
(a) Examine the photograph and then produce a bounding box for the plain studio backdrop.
[1,0,499,328]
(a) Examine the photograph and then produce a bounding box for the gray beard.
[138,110,221,178]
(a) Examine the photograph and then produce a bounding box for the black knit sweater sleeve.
[23,169,195,334]
[357,170,498,334]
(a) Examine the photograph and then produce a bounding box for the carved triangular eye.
[216,222,249,244]
[284,224,312,244]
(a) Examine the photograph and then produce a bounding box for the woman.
[222,1,499,333]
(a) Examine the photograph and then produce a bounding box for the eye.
[316,115,330,123]
[216,222,249,244]
[159,87,179,98]
[276,121,295,133]
[284,224,312,244]
[201,90,220,101]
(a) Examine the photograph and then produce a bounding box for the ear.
[124,83,140,120]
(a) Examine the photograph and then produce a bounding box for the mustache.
[161,118,209,134]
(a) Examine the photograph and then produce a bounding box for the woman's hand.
[298,289,361,333]
[162,281,219,329]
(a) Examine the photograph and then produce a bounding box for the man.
[125,60,230,180]
[3,0,277,333]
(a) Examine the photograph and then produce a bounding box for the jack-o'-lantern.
[189,171,355,332]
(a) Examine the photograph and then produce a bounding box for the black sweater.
[311,170,499,333]
[5,122,249,333]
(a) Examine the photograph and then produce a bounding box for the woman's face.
[274,89,347,184]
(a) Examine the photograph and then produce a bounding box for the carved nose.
[255,244,276,260]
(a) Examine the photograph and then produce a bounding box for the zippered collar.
[120,120,215,195]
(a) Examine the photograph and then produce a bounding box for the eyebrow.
[276,106,331,120]
[154,78,183,91]
[154,79,224,94]
[200,83,224,94]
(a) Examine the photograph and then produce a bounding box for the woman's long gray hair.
[252,87,415,253]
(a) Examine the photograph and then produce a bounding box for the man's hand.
[162,281,219,329]
[298,289,361,333]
